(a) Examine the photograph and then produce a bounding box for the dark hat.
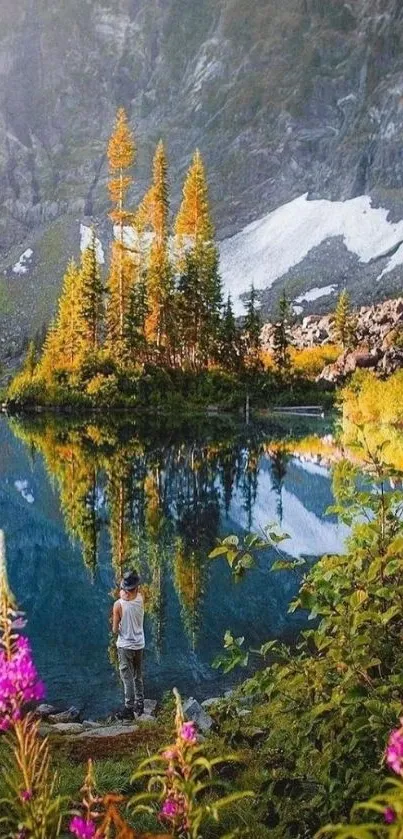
[121,570,140,591]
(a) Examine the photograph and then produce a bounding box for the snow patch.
[13,249,33,275]
[80,225,105,264]
[219,193,403,314]
[295,284,337,304]
[14,480,34,504]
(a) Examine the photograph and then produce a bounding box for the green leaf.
[349,590,368,610]
[209,545,229,559]
[223,535,239,547]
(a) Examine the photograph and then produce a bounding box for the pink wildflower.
[384,807,397,824]
[180,721,197,744]
[161,796,179,820]
[20,789,33,802]
[0,635,44,730]
[386,727,403,776]
[69,816,97,839]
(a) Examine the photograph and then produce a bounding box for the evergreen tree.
[272,290,293,373]
[23,341,37,379]
[140,141,173,353]
[106,108,136,354]
[333,289,355,349]
[175,150,222,367]
[79,231,104,352]
[243,284,262,369]
[40,260,83,373]
[124,275,149,363]
[175,149,213,243]
[218,294,242,370]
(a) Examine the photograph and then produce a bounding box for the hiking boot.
[116,707,134,721]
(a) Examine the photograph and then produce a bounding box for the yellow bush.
[261,344,340,377]
[341,371,403,470]
[291,345,341,378]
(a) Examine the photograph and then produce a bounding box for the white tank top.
[116,594,145,650]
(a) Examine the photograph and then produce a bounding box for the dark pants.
[117,648,144,710]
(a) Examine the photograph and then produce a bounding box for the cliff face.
[1,0,403,355]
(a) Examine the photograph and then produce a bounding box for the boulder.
[52,722,84,735]
[183,698,214,733]
[143,698,158,716]
[201,697,222,710]
[74,723,138,738]
[136,713,157,724]
[49,706,81,724]
[35,703,57,719]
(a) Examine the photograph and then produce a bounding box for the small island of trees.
[8,109,273,412]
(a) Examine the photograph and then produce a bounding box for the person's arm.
[112,600,122,635]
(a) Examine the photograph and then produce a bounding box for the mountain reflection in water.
[0,414,347,716]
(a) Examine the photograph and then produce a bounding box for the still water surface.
[0,413,347,716]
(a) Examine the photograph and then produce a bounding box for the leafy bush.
[210,453,403,836]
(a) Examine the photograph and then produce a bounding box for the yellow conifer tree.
[106,108,137,356]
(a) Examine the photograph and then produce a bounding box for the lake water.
[0,413,347,716]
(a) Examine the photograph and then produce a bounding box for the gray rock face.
[2,1,403,355]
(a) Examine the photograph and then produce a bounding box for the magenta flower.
[386,727,403,776]
[0,635,44,730]
[384,807,397,824]
[161,796,179,820]
[20,789,33,802]
[181,721,197,744]
[69,816,97,839]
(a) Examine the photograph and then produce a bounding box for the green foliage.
[211,451,403,836]
[130,688,252,838]
[243,284,262,370]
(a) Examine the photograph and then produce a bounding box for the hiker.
[112,570,145,719]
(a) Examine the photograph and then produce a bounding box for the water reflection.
[0,414,347,714]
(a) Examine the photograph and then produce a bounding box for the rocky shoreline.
[34,696,217,741]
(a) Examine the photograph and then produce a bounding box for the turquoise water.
[0,414,347,716]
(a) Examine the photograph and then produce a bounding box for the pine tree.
[140,141,173,352]
[243,284,262,369]
[218,294,242,370]
[106,108,136,354]
[124,275,149,363]
[79,231,104,352]
[333,289,355,349]
[272,290,293,373]
[23,341,37,379]
[106,242,136,361]
[175,149,213,243]
[40,260,83,373]
[175,150,222,367]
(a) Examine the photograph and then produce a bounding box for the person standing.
[112,570,145,719]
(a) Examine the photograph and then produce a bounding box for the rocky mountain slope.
[1,0,403,357]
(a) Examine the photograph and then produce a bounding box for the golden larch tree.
[106,108,136,355]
